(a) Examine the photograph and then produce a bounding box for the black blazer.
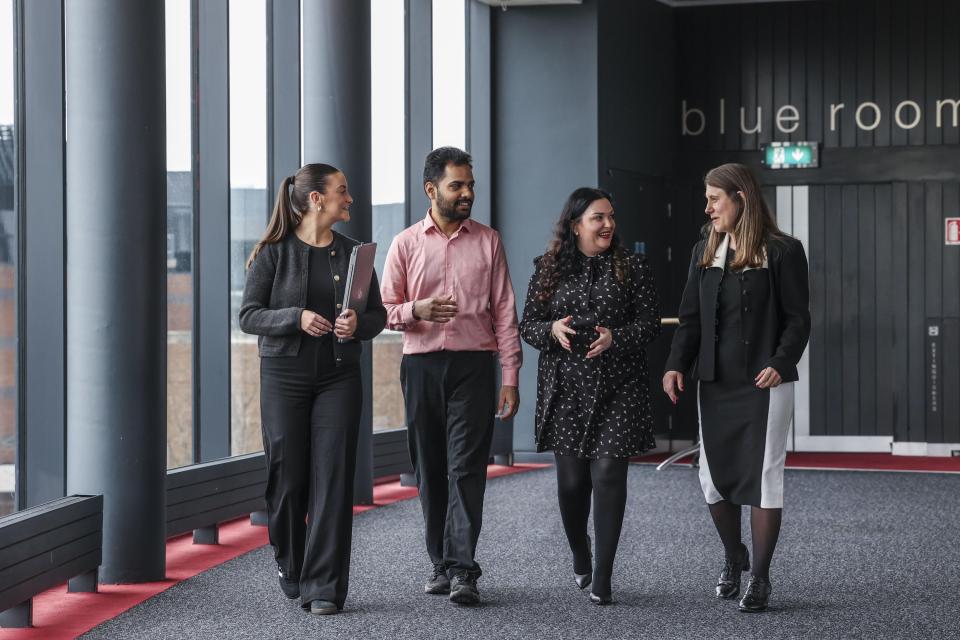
[664,234,810,382]
[239,231,387,366]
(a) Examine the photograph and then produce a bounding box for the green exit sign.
[761,141,820,169]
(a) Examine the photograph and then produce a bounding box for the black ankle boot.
[738,576,772,612]
[716,545,750,599]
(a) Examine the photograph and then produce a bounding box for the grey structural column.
[65,0,167,582]
[397,0,432,488]
[301,0,374,504]
[467,0,491,227]
[406,0,432,219]
[267,0,301,194]
[17,0,67,508]
[194,0,231,463]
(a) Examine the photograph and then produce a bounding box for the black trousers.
[401,351,496,579]
[259,339,362,609]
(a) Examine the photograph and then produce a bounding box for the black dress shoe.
[449,574,480,605]
[424,564,451,595]
[574,534,593,590]
[589,592,612,606]
[277,565,300,599]
[716,546,750,599]
[309,599,338,615]
[738,576,771,612]
[575,571,592,590]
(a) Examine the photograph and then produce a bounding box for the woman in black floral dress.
[520,187,660,605]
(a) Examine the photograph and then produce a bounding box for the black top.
[664,234,811,383]
[520,252,661,458]
[305,242,336,358]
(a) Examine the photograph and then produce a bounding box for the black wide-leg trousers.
[401,351,496,579]
[259,342,361,610]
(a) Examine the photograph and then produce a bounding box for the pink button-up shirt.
[380,211,522,387]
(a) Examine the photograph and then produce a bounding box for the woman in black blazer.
[240,163,386,616]
[520,187,660,605]
[663,163,810,613]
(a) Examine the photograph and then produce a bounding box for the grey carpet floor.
[83,465,960,640]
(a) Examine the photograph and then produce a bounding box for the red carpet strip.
[632,451,960,473]
[0,463,548,640]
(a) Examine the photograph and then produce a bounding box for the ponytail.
[246,163,340,267]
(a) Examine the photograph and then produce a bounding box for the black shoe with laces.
[449,574,480,605]
[738,576,772,612]
[277,565,300,599]
[424,564,451,595]
[716,545,750,599]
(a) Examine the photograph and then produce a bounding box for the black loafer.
[449,574,480,605]
[589,592,612,606]
[277,565,300,600]
[424,564,451,595]
[716,546,750,599]
[738,576,771,612]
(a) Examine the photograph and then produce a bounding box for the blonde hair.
[699,163,781,270]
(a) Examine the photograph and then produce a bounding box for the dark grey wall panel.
[492,1,598,452]
[806,181,960,443]
[675,0,960,153]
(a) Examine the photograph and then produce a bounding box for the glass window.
[431,0,466,149]
[229,0,267,456]
[0,0,16,515]
[165,0,194,469]
[371,0,406,432]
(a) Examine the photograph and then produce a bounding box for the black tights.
[708,501,782,580]
[555,454,629,597]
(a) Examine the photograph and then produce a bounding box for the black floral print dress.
[520,251,661,458]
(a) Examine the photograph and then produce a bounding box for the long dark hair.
[700,163,782,270]
[246,163,341,267]
[535,187,629,303]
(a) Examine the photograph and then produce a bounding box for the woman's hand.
[551,315,576,351]
[300,310,333,337]
[662,370,685,404]
[755,367,782,389]
[334,309,358,339]
[585,326,612,359]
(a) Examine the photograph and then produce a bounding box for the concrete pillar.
[301,0,374,504]
[65,0,167,582]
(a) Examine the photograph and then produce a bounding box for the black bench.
[0,495,103,628]
[166,452,268,544]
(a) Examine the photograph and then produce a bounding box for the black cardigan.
[664,234,811,382]
[239,231,387,366]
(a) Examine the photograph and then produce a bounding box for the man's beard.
[436,191,472,222]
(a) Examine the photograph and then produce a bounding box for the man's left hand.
[497,385,519,420]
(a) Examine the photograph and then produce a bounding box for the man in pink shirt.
[380,147,522,606]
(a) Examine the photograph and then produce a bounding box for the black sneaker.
[449,574,479,605]
[278,565,300,599]
[424,563,451,594]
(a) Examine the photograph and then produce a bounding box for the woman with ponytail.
[663,163,810,613]
[240,164,386,616]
